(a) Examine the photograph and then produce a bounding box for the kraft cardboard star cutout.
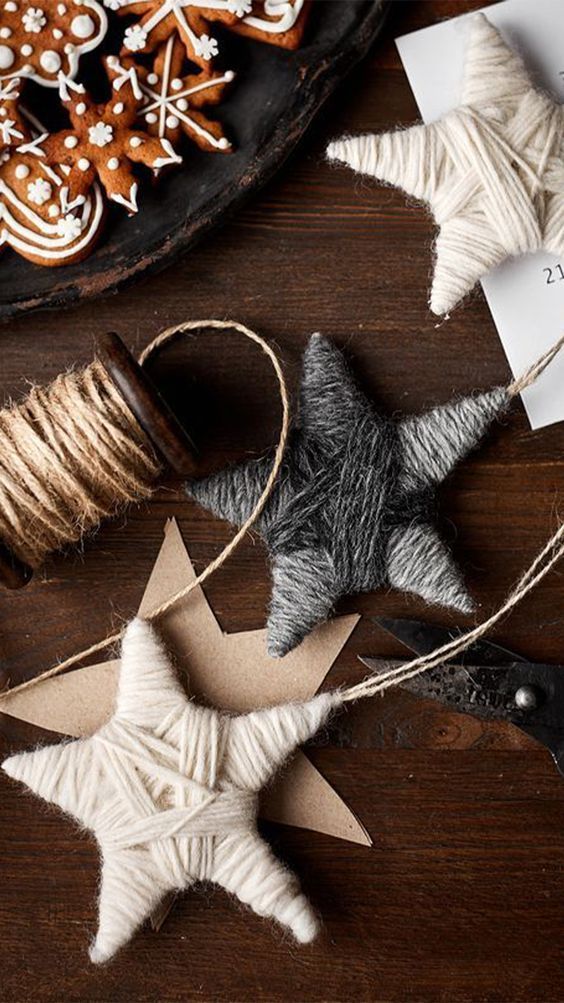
[188,335,508,657]
[327,14,564,315]
[0,518,367,846]
[4,616,338,962]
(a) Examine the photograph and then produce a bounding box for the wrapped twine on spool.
[0,330,196,589]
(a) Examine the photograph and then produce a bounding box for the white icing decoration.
[0,0,108,89]
[40,50,62,73]
[129,135,142,148]
[112,102,124,114]
[88,120,113,147]
[20,43,33,55]
[71,14,95,38]
[27,177,52,205]
[171,78,182,91]
[48,204,59,217]
[110,180,137,214]
[64,135,78,148]
[147,73,158,85]
[138,37,234,150]
[56,213,82,239]
[77,157,90,170]
[242,0,303,34]
[15,163,29,179]
[52,28,63,38]
[0,45,15,69]
[0,174,104,261]
[106,156,119,170]
[22,7,46,33]
[0,27,12,38]
[75,101,86,115]
[153,137,182,170]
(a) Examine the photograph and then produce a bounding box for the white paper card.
[396,0,564,429]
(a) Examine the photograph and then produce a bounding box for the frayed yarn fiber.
[2,618,334,963]
[188,334,509,657]
[327,13,564,316]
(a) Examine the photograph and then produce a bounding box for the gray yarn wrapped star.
[188,335,509,657]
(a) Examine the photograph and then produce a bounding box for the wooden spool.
[0,332,196,590]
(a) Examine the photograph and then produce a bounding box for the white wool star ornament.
[327,14,564,316]
[3,618,337,964]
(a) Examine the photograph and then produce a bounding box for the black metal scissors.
[359,617,564,777]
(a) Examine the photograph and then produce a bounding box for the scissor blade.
[358,656,517,721]
[375,617,527,665]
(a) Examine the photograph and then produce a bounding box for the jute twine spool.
[1,329,563,707]
[0,329,196,589]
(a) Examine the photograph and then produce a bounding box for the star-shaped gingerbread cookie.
[328,14,564,316]
[133,35,234,151]
[45,56,181,214]
[188,334,509,656]
[3,617,336,962]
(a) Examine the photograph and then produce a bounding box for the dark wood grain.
[2,1,564,999]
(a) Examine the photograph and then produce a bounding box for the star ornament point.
[327,13,564,316]
[3,617,336,963]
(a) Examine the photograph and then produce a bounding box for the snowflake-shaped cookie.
[132,36,234,151]
[0,0,108,88]
[108,0,251,69]
[44,57,181,213]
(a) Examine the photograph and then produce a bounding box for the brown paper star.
[1,518,368,846]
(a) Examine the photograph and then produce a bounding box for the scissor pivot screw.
[515,685,539,711]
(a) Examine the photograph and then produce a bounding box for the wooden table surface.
[2,1,564,1000]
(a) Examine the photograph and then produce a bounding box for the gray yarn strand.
[187,335,509,657]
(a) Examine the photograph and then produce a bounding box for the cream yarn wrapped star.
[327,13,564,316]
[2,618,337,963]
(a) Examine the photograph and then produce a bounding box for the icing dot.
[147,72,158,85]
[112,102,124,114]
[165,114,179,129]
[0,27,12,38]
[64,43,75,53]
[78,157,90,171]
[145,112,157,124]
[129,136,142,148]
[64,135,78,148]
[57,2,66,11]
[52,28,63,39]
[20,43,33,55]
[71,13,94,38]
[218,138,230,149]
[75,101,86,115]
[0,108,5,116]
[0,45,14,69]
[107,156,119,170]
[40,50,61,73]
[176,98,188,111]
[15,163,29,179]
[4,2,17,10]
[225,71,235,82]
[48,204,59,217]
[171,78,182,91]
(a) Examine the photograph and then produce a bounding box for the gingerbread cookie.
[108,0,251,69]
[0,131,106,265]
[231,0,309,49]
[0,77,27,156]
[133,36,234,151]
[0,0,108,88]
[45,56,181,214]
